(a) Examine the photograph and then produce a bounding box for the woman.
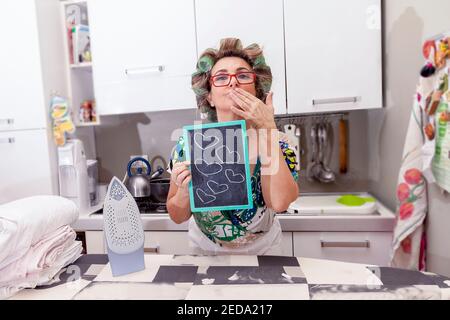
[167,38,299,255]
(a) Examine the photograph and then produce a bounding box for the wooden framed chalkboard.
[183,120,253,212]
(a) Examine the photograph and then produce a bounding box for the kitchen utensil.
[339,118,348,174]
[294,125,304,158]
[150,178,170,203]
[103,176,145,276]
[318,122,336,183]
[284,124,300,171]
[309,123,322,180]
[125,157,152,198]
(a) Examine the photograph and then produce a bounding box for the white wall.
[368,0,450,276]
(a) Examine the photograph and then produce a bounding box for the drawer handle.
[125,65,164,76]
[312,96,360,106]
[0,137,15,144]
[0,118,14,125]
[144,245,160,253]
[320,240,370,248]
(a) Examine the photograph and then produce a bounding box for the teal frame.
[183,120,253,212]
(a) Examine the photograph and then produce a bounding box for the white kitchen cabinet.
[281,232,293,256]
[85,231,196,255]
[87,0,198,115]
[0,0,47,131]
[0,130,54,203]
[85,230,293,256]
[293,231,392,266]
[0,0,67,204]
[195,0,286,115]
[85,230,106,254]
[284,0,382,113]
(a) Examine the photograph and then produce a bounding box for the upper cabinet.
[87,0,198,115]
[0,0,47,131]
[195,0,287,115]
[284,0,382,114]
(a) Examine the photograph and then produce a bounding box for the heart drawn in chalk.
[196,188,216,204]
[216,145,240,164]
[225,169,245,183]
[193,132,220,151]
[207,180,229,195]
[194,161,223,176]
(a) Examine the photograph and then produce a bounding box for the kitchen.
[0,0,450,301]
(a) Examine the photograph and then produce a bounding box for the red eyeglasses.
[210,72,256,87]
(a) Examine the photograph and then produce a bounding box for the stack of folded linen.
[0,196,83,299]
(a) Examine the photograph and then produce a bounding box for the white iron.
[103,176,145,276]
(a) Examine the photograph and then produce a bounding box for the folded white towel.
[0,195,79,270]
[0,225,82,299]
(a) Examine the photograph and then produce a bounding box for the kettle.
[125,157,152,198]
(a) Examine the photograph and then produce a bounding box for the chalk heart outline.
[196,188,216,204]
[193,160,223,177]
[225,169,245,184]
[207,180,229,195]
[193,132,220,151]
[216,145,240,164]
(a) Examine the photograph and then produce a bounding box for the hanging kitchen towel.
[390,94,428,271]
[391,34,450,270]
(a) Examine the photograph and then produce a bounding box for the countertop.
[72,196,396,232]
[9,254,450,300]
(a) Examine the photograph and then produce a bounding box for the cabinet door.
[281,232,293,256]
[85,231,195,255]
[0,129,53,204]
[284,0,382,113]
[88,0,197,115]
[293,232,392,266]
[0,0,47,131]
[195,0,286,115]
[144,231,196,255]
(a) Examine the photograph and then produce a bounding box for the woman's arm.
[230,88,298,212]
[167,161,192,224]
[259,126,299,212]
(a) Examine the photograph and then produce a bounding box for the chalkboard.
[183,120,253,212]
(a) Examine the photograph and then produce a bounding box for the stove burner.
[134,197,167,214]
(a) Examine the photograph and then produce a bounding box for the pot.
[150,178,170,203]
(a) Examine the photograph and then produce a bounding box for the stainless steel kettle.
[125,157,152,198]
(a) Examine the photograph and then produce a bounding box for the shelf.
[76,121,101,127]
[70,62,92,69]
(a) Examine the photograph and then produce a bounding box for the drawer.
[84,231,195,255]
[293,232,392,266]
[143,231,195,255]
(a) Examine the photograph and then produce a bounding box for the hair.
[191,38,272,122]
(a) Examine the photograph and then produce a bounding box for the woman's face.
[207,57,256,120]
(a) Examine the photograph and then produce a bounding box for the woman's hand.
[229,88,277,130]
[170,161,191,193]
[167,160,192,224]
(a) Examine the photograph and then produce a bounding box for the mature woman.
[167,38,299,255]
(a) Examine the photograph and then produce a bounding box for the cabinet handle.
[320,240,370,248]
[0,137,15,144]
[312,96,360,106]
[125,65,164,76]
[144,245,160,253]
[0,118,14,125]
